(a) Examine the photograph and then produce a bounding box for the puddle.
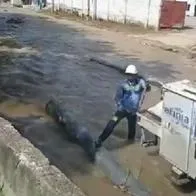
[0,100,132,196]
[115,144,196,196]
[0,37,21,48]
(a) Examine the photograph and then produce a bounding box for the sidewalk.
[129,16,196,58]
[131,28,196,55]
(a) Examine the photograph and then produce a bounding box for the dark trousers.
[98,110,137,143]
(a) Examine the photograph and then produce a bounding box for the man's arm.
[114,83,124,106]
[146,81,151,92]
[138,75,151,92]
[138,79,148,109]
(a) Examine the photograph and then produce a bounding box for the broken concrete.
[0,117,86,196]
[6,17,24,24]
[10,0,23,7]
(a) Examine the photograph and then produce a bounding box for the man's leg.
[95,110,127,148]
[127,114,137,140]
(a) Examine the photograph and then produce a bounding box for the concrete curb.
[89,56,126,73]
[89,56,164,86]
[0,117,86,196]
[96,148,151,196]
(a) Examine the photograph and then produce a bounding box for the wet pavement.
[0,10,136,196]
[0,7,196,196]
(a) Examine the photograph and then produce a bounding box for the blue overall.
[98,77,147,144]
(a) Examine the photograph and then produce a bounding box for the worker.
[95,64,151,149]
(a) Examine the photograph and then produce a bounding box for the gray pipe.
[45,99,96,162]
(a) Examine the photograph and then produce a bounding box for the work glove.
[146,83,151,92]
[116,102,123,111]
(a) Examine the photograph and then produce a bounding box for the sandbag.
[45,99,96,161]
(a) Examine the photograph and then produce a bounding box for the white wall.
[177,0,196,17]
[108,0,125,23]
[126,0,149,25]
[46,0,162,29]
[148,0,162,27]
[96,0,108,20]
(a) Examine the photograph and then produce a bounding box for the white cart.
[138,80,196,184]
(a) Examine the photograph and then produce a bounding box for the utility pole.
[51,0,54,13]
[87,0,90,17]
[124,0,128,24]
[92,0,97,20]
[145,0,152,28]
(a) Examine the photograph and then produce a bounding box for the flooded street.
[0,6,196,196]
[0,10,122,131]
[0,9,134,196]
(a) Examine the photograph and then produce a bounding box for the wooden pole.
[87,0,90,16]
[51,0,54,13]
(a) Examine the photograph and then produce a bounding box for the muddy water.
[115,144,196,196]
[0,12,132,196]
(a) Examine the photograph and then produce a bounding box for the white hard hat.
[125,64,138,74]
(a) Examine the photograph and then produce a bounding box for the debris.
[0,38,21,48]
[6,17,24,24]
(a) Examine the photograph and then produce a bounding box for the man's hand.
[116,102,123,110]
[146,83,151,92]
